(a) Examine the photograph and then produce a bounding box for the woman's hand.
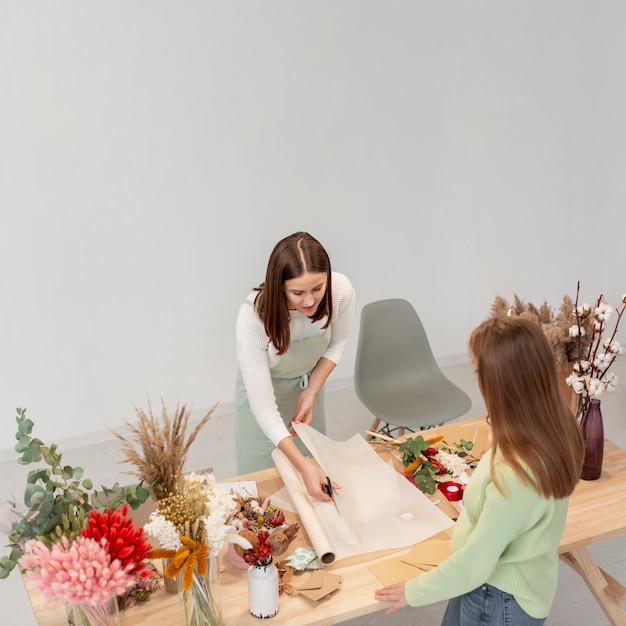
[292,389,315,425]
[374,582,408,614]
[300,463,341,502]
[277,436,341,502]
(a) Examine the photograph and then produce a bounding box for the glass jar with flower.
[145,472,241,626]
[565,284,626,480]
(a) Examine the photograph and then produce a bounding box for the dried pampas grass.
[111,397,218,501]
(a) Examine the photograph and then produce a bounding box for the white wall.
[1,1,625,450]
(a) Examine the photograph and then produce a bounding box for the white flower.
[593,353,613,372]
[604,339,624,355]
[588,378,604,399]
[569,324,585,338]
[144,511,181,550]
[595,302,613,322]
[576,303,592,316]
[203,489,239,554]
[566,373,586,395]
[573,360,592,375]
[434,450,471,480]
[604,372,619,393]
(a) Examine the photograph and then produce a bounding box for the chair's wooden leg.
[365,418,381,440]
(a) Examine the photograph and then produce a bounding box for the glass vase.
[580,398,604,481]
[247,559,279,619]
[163,558,178,593]
[71,596,120,626]
[177,553,223,626]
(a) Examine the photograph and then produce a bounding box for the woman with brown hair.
[235,232,355,500]
[375,316,584,625]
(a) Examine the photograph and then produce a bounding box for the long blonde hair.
[470,316,584,499]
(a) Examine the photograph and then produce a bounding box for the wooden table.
[24,416,626,625]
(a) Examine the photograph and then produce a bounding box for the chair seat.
[354,298,472,435]
[359,378,472,431]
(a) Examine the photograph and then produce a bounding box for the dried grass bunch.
[111,398,218,501]
[490,292,592,370]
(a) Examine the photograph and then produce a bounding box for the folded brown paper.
[368,538,452,586]
[294,570,342,602]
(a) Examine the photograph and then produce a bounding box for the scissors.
[322,477,341,516]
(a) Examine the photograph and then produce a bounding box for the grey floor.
[1,360,625,625]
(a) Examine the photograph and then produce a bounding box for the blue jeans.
[441,584,546,626]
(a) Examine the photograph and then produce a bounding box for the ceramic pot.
[247,559,279,619]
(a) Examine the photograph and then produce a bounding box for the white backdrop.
[1,1,625,449]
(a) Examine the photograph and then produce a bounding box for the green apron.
[235,326,331,474]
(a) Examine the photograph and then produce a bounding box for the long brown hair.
[469,316,583,499]
[254,232,333,355]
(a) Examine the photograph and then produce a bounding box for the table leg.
[560,547,626,626]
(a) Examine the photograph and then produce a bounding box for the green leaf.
[17,418,34,435]
[41,447,60,467]
[26,468,50,484]
[24,484,47,508]
[19,442,44,464]
[82,478,93,490]
[72,466,84,480]
[414,474,437,494]
[14,435,31,454]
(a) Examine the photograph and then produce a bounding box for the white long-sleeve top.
[236,272,355,447]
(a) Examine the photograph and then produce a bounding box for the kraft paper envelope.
[295,571,342,602]
[368,539,452,586]
[271,425,454,566]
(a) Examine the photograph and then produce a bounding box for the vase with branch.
[565,283,625,479]
[110,398,218,592]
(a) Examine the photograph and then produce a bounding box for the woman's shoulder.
[331,272,355,296]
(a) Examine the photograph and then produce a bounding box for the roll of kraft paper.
[437,481,464,501]
[271,447,336,564]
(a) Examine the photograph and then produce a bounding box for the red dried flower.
[242,527,273,565]
[268,510,285,527]
[81,503,152,576]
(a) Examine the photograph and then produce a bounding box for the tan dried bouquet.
[111,398,218,501]
[490,292,592,370]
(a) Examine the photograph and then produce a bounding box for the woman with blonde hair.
[375,316,584,625]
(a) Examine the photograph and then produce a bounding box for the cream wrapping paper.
[271,424,454,565]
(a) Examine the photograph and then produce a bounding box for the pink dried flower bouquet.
[19,535,135,605]
[19,504,152,607]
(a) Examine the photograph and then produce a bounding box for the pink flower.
[19,536,135,605]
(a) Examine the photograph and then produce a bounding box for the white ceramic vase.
[247,559,279,619]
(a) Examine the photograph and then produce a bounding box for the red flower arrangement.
[243,527,272,566]
[81,503,153,578]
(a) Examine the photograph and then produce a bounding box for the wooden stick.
[365,430,402,444]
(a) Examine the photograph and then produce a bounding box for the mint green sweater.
[404,448,569,618]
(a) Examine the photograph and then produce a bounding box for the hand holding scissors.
[322,476,342,516]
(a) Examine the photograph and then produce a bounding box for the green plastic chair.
[354,298,472,438]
